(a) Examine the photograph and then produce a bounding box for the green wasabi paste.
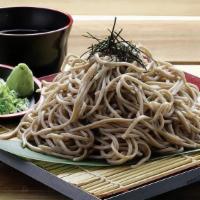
[0,63,34,115]
[6,63,34,98]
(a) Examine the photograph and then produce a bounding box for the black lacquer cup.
[0,7,73,77]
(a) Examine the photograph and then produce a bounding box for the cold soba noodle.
[1,24,200,165]
[1,49,200,165]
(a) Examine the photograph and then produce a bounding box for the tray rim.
[0,150,99,200]
[1,150,200,200]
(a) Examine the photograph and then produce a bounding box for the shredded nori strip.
[82,17,147,69]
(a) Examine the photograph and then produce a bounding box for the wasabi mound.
[6,63,34,98]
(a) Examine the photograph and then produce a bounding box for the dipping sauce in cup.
[0,7,73,77]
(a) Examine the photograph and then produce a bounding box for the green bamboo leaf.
[1,140,200,167]
[150,148,200,161]
[0,140,110,167]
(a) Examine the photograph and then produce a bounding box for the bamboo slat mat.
[32,152,200,199]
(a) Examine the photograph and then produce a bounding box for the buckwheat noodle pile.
[2,46,200,165]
